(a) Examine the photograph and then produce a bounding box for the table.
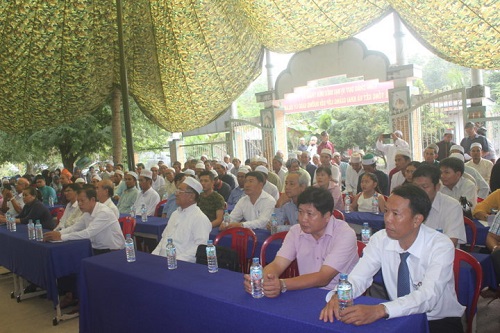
[466,219,489,247]
[79,251,429,333]
[0,224,92,307]
[120,214,168,241]
[344,211,385,231]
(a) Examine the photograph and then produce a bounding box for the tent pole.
[116,0,135,171]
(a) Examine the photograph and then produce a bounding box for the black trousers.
[428,317,463,333]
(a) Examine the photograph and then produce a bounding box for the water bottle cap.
[126,234,131,238]
[363,222,369,226]
[252,257,259,263]
[340,273,348,280]
[207,240,213,245]
[167,238,173,242]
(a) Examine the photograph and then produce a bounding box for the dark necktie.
[397,252,411,297]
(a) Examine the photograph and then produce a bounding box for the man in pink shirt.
[243,187,358,297]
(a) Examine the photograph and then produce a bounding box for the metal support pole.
[116,0,135,171]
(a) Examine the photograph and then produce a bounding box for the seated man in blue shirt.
[320,184,464,333]
[273,169,310,230]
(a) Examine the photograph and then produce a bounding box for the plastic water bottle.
[28,219,35,240]
[141,204,148,222]
[270,213,278,235]
[130,205,136,218]
[125,234,136,262]
[166,238,177,270]
[35,220,43,241]
[344,195,351,213]
[206,240,218,273]
[371,193,379,214]
[223,210,230,228]
[361,222,371,244]
[338,273,353,310]
[250,258,264,298]
[48,196,54,208]
[6,212,11,231]
[9,213,16,232]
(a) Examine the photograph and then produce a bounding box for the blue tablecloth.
[0,224,92,306]
[466,219,489,247]
[344,211,385,231]
[120,214,168,240]
[79,251,429,333]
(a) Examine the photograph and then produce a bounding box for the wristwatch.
[279,279,287,293]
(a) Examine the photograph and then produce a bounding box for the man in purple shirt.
[243,187,358,297]
[317,131,335,155]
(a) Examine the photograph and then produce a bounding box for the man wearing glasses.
[152,178,211,263]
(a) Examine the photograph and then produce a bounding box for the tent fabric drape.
[0,0,498,133]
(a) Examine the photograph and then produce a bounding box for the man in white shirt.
[150,165,166,196]
[255,166,279,201]
[376,130,409,173]
[44,187,125,254]
[222,171,276,230]
[412,164,466,247]
[449,150,490,199]
[1,177,29,215]
[439,157,477,210]
[96,179,120,219]
[389,148,412,193]
[100,161,115,180]
[345,153,364,195]
[160,165,177,198]
[152,177,211,263]
[320,184,464,333]
[465,142,493,184]
[133,169,160,216]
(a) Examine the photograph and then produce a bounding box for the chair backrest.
[260,231,299,278]
[214,227,257,274]
[463,216,477,252]
[119,216,137,238]
[50,207,65,217]
[333,209,345,220]
[453,249,482,333]
[155,199,167,217]
[356,240,366,257]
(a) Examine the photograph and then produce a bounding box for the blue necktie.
[397,252,411,297]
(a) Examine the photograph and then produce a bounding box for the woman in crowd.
[403,161,421,185]
[10,187,54,229]
[314,166,344,211]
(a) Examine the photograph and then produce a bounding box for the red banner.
[277,79,394,114]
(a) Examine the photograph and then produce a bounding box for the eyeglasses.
[175,189,193,195]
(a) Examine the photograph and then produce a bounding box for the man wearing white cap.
[150,165,165,196]
[153,178,211,263]
[133,169,160,216]
[256,156,282,190]
[357,154,389,196]
[390,149,412,192]
[345,153,364,195]
[466,142,493,184]
[222,171,276,230]
[436,130,456,161]
[100,161,115,180]
[215,161,236,190]
[332,152,348,184]
[112,170,125,200]
[194,162,206,179]
[160,166,177,198]
[376,130,409,173]
[117,172,140,214]
[227,166,250,211]
[313,149,340,185]
[449,151,490,199]
[255,166,280,201]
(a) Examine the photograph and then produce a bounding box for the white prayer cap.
[255,166,269,175]
[140,170,153,179]
[470,142,482,150]
[183,169,195,176]
[114,170,124,177]
[237,166,251,174]
[450,145,464,154]
[449,153,464,162]
[350,153,362,163]
[126,171,138,180]
[320,149,332,157]
[395,148,412,159]
[182,177,203,194]
[257,156,268,164]
[210,170,218,178]
[92,175,102,181]
[195,162,205,169]
[75,178,85,184]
